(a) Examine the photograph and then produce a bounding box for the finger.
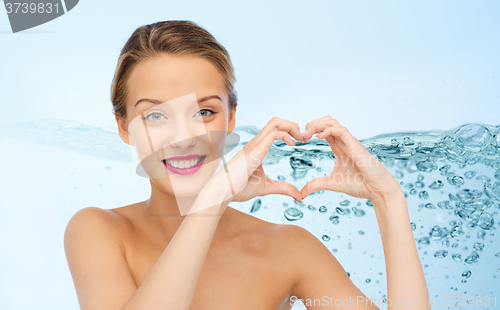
[303,119,340,141]
[304,116,338,134]
[324,135,347,159]
[282,119,302,140]
[263,177,303,202]
[315,126,368,158]
[262,130,296,147]
[300,176,334,199]
[242,130,298,179]
[257,117,304,142]
[304,115,335,129]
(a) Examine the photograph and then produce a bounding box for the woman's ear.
[227,106,237,135]
[116,115,134,146]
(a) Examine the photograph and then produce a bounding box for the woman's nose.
[169,134,196,149]
[167,121,205,150]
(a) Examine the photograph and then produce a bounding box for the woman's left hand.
[300,116,401,203]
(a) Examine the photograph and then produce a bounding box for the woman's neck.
[139,180,233,245]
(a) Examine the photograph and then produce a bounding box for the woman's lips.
[165,154,204,161]
[161,155,206,175]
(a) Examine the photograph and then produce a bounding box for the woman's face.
[116,53,236,207]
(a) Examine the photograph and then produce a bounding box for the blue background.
[0,1,499,309]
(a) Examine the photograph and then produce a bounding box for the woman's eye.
[144,112,166,122]
[195,109,215,117]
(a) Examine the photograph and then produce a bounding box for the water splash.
[0,117,130,162]
[2,118,499,303]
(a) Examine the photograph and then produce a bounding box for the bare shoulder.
[64,206,125,242]
[64,206,138,310]
[225,207,319,254]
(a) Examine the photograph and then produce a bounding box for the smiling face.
[116,53,236,207]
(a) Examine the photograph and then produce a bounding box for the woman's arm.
[293,115,430,309]
[122,191,228,310]
[288,189,430,310]
[371,190,430,309]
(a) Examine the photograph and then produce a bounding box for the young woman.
[64,20,430,310]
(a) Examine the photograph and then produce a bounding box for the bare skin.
[64,53,430,310]
[100,203,299,310]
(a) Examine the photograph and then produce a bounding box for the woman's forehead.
[127,55,227,106]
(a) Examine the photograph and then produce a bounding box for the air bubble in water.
[430,225,443,239]
[429,180,444,190]
[437,200,453,209]
[340,199,351,206]
[477,230,486,239]
[465,171,476,179]
[440,165,451,174]
[425,203,435,209]
[418,237,430,245]
[464,251,479,264]
[484,184,500,207]
[448,174,465,186]
[473,242,484,251]
[419,191,429,200]
[290,156,314,171]
[284,207,303,221]
[455,124,491,151]
[462,270,472,278]
[456,189,475,202]
[352,207,365,217]
[417,160,437,172]
[434,250,448,258]
[329,215,340,224]
[250,199,261,213]
[307,205,316,212]
[477,212,494,230]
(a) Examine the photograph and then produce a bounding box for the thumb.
[263,177,303,202]
[300,176,333,199]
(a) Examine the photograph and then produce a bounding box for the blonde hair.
[110,20,237,119]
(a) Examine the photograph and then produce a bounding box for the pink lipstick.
[162,154,206,175]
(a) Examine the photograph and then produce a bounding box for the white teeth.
[166,157,202,169]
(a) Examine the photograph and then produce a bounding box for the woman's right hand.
[204,117,305,206]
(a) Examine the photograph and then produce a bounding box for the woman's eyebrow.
[135,95,222,107]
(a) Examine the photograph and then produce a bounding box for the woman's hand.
[206,117,305,205]
[299,116,401,202]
